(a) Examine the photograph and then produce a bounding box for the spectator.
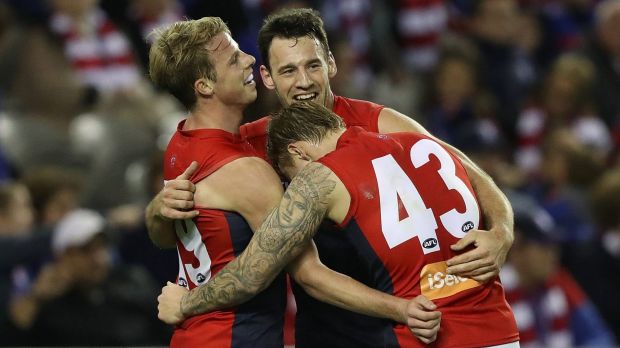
[423,46,503,153]
[584,0,620,130]
[470,0,535,131]
[16,209,170,345]
[23,167,84,227]
[516,54,611,176]
[0,181,49,345]
[527,129,603,242]
[390,0,448,73]
[48,0,143,94]
[127,0,184,44]
[501,205,615,347]
[562,168,620,339]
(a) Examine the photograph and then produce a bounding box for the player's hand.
[156,161,199,220]
[445,227,512,283]
[406,295,441,344]
[158,282,188,325]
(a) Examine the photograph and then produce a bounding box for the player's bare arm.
[288,242,412,323]
[378,108,514,283]
[179,162,336,317]
[157,160,426,329]
[145,161,199,248]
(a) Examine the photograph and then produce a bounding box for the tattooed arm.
[179,162,339,317]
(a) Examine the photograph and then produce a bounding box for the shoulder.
[209,156,280,188]
[240,116,270,140]
[194,156,282,214]
[334,96,383,132]
[336,96,383,113]
[377,107,429,135]
[289,162,343,201]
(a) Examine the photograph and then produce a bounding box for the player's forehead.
[207,32,238,59]
[268,35,327,67]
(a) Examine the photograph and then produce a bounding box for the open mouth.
[293,93,318,101]
[244,73,255,85]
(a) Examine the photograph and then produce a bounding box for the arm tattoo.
[180,162,337,317]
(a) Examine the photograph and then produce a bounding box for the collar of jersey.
[177,120,243,142]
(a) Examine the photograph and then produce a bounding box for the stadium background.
[0,0,619,346]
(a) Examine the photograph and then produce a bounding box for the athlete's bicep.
[227,158,284,231]
[377,108,431,136]
[195,157,284,231]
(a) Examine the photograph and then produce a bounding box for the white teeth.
[244,73,254,84]
[294,93,316,101]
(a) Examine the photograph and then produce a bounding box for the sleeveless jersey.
[318,127,519,347]
[241,96,390,347]
[164,120,286,348]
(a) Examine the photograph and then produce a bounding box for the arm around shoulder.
[179,162,339,317]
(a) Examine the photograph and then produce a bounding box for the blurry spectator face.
[208,32,258,107]
[51,0,99,18]
[510,236,558,290]
[599,6,620,56]
[131,0,173,18]
[435,58,476,113]
[544,74,578,118]
[43,188,79,226]
[540,130,575,185]
[474,0,519,45]
[544,55,594,119]
[0,183,34,235]
[516,13,542,54]
[61,234,111,286]
[260,36,337,108]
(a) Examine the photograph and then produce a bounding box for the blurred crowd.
[0,0,619,346]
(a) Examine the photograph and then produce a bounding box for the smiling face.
[206,32,257,106]
[260,36,337,109]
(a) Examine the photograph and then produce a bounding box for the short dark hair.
[267,101,345,171]
[258,8,330,70]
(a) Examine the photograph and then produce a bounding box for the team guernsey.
[317,126,519,347]
[241,96,391,347]
[163,121,286,348]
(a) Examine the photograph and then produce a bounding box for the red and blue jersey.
[164,121,286,348]
[241,96,391,347]
[318,127,519,347]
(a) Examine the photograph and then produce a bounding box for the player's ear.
[327,51,337,78]
[287,143,303,158]
[260,65,276,90]
[194,78,214,97]
[287,142,310,160]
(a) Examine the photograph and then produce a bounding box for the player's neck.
[321,128,345,153]
[325,90,335,110]
[184,101,244,133]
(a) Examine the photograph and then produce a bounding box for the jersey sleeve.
[164,134,248,184]
[334,96,383,133]
[240,117,270,161]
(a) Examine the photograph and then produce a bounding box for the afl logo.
[423,238,438,249]
[178,277,188,287]
[462,221,475,232]
[170,155,176,167]
[196,273,206,283]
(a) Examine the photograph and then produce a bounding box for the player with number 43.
[172,102,521,348]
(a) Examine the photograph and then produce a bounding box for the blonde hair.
[149,17,230,109]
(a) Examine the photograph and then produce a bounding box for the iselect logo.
[420,261,481,300]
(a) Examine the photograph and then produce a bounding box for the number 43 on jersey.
[371,139,480,254]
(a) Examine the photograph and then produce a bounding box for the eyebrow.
[228,51,240,65]
[277,63,296,74]
[277,58,322,74]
